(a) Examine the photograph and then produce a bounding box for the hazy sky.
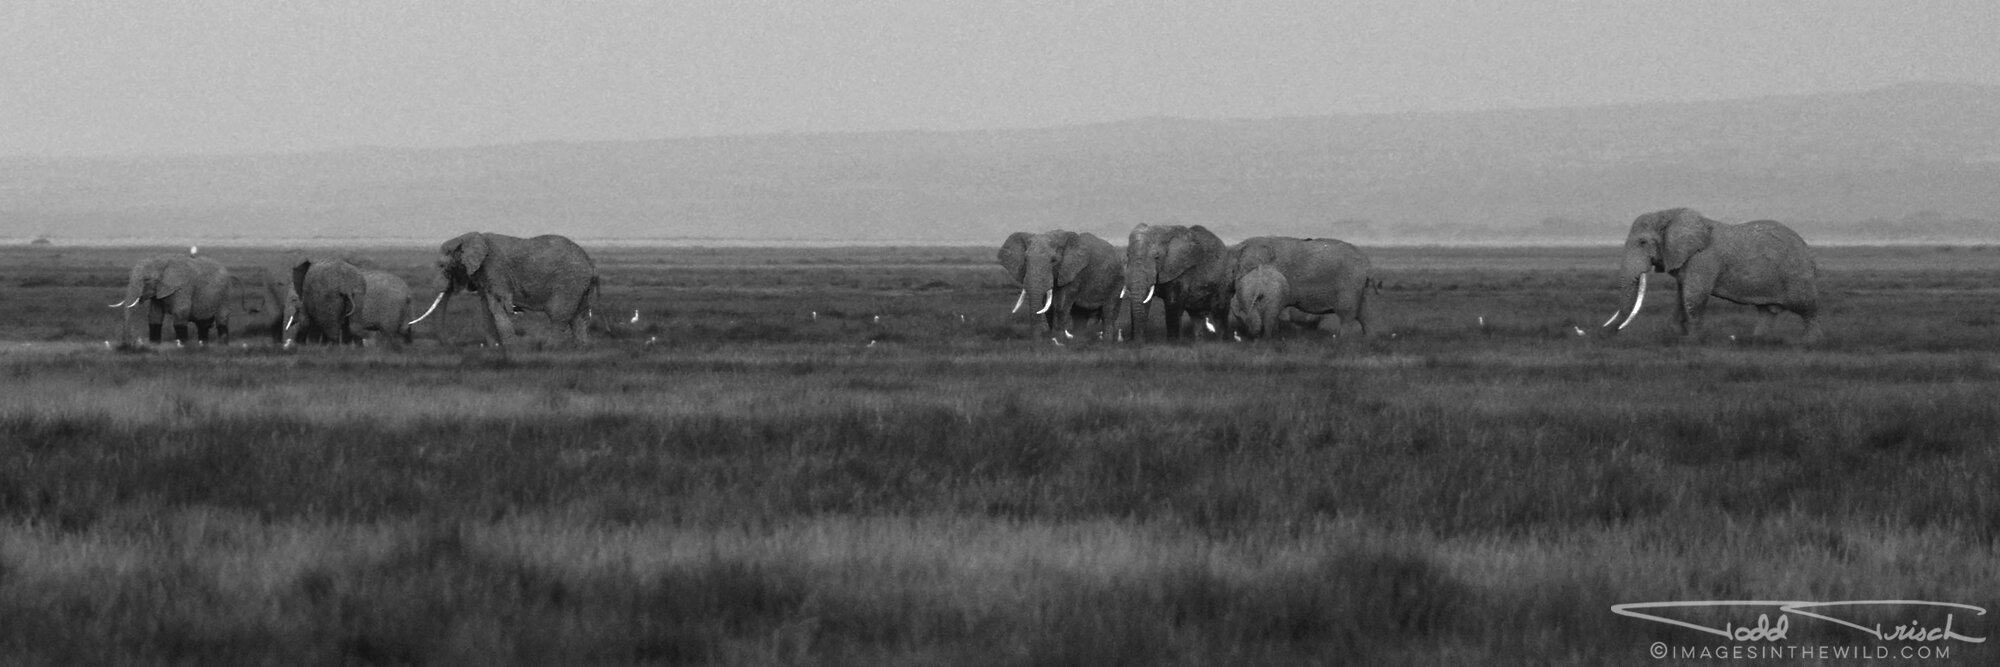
[5,1,1998,157]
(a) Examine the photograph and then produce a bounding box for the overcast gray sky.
[5,1,1998,157]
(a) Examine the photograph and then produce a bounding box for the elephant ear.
[448,233,490,276]
[1055,231,1090,287]
[156,259,195,298]
[997,232,1032,284]
[290,259,313,297]
[1159,228,1200,281]
[1661,209,1713,271]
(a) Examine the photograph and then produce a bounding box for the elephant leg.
[480,295,514,345]
[1676,274,1715,338]
[1793,303,1823,344]
[147,306,166,343]
[545,293,588,344]
[173,323,190,344]
[194,320,212,344]
[1354,294,1374,338]
[1164,304,1184,339]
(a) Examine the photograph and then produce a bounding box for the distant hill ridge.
[5,82,1997,244]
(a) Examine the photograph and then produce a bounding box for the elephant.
[997,230,1123,341]
[1602,208,1822,341]
[286,258,368,345]
[1228,265,1289,339]
[108,253,231,345]
[1123,223,1233,341]
[408,232,600,346]
[230,267,293,344]
[1227,236,1376,337]
[285,259,416,348]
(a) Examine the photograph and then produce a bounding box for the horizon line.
[5,80,1992,162]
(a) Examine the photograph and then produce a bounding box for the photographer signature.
[1612,601,1986,643]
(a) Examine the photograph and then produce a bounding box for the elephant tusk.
[1616,274,1648,331]
[1143,285,1155,304]
[1011,290,1027,313]
[107,297,135,308]
[1601,310,1621,328]
[1035,289,1053,315]
[1118,286,1126,299]
[409,292,446,325]
[282,314,293,333]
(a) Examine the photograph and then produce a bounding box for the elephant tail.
[585,275,601,322]
[581,276,612,335]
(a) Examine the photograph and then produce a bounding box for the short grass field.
[2,243,1997,665]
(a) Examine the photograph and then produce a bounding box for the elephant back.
[497,234,599,309]
[516,235,597,278]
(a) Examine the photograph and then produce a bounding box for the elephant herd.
[106,207,1823,349]
[999,224,1380,342]
[110,232,602,349]
[1001,208,1825,343]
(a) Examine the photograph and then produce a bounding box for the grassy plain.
[1,243,1997,665]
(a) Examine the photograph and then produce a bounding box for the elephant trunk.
[281,292,298,346]
[1022,263,1058,333]
[1123,262,1159,342]
[110,273,148,309]
[113,275,149,342]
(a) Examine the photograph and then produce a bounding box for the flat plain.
[1,243,1996,665]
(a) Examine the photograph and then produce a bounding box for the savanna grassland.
[1,243,1997,665]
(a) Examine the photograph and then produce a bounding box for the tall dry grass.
[0,244,1995,663]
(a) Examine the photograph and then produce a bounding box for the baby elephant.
[1229,265,1289,339]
